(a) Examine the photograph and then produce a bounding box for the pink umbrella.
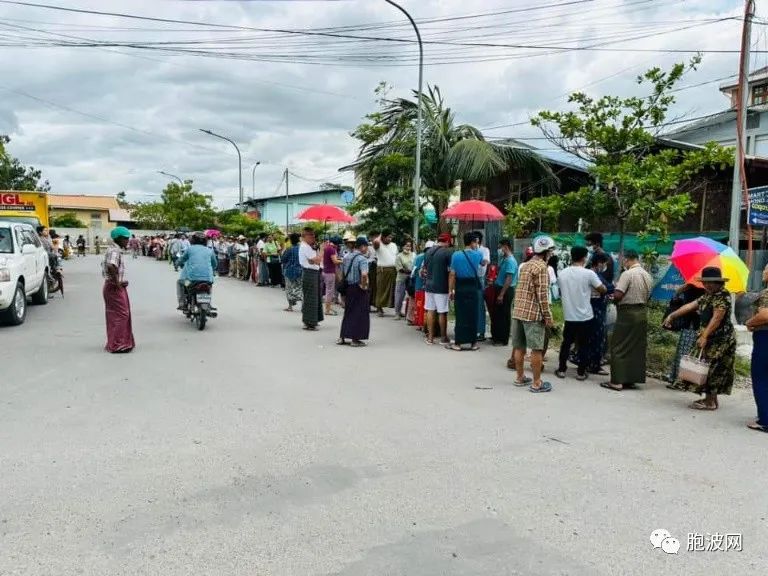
[441,200,504,221]
[204,229,221,239]
[296,204,355,224]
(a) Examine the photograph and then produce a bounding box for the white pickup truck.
[0,220,50,325]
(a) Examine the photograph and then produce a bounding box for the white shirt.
[299,242,319,270]
[557,265,603,322]
[234,242,248,256]
[375,241,398,267]
[256,239,265,253]
[478,246,491,278]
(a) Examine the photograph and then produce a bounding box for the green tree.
[160,181,216,230]
[132,201,169,229]
[349,83,553,236]
[220,214,275,237]
[0,135,51,191]
[50,212,86,228]
[530,57,733,254]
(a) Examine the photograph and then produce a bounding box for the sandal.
[302,325,318,331]
[529,381,552,393]
[326,310,338,316]
[469,345,479,351]
[424,338,435,345]
[747,420,768,433]
[555,370,566,379]
[350,340,367,347]
[600,382,623,391]
[689,400,718,411]
[513,376,533,387]
[575,373,588,381]
[335,339,348,346]
[445,344,463,351]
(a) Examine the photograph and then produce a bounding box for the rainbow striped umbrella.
[670,237,749,293]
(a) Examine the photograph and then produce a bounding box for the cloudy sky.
[0,0,760,208]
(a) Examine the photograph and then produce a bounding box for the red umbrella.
[441,200,504,221]
[296,204,355,223]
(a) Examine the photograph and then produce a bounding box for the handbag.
[679,350,710,386]
[338,255,361,297]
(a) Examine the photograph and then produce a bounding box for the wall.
[671,110,768,154]
[49,207,115,232]
[53,228,174,249]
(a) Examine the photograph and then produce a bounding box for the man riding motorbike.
[176,232,218,311]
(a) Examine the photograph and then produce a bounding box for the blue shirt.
[495,254,519,287]
[281,245,302,281]
[411,253,426,292]
[450,249,483,279]
[179,245,217,283]
[342,252,369,285]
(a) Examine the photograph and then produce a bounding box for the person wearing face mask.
[488,238,518,346]
[586,252,614,375]
[585,232,615,284]
[394,240,415,320]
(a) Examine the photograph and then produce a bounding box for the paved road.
[2,255,766,575]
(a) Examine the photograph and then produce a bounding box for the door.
[15,227,33,291]
[21,229,43,292]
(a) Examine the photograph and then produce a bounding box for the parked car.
[0,220,50,325]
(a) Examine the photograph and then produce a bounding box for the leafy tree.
[349,83,553,237]
[131,201,169,229]
[116,191,135,209]
[530,57,733,254]
[221,214,277,237]
[50,212,86,228]
[0,135,51,191]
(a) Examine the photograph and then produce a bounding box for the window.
[469,187,486,200]
[753,84,768,105]
[90,212,102,229]
[22,230,38,247]
[509,181,522,204]
[0,227,12,254]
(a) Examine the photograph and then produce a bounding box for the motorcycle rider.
[168,233,183,271]
[176,232,217,311]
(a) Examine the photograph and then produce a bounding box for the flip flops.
[529,382,552,393]
[600,382,623,391]
[747,421,768,433]
[513,376,533,387]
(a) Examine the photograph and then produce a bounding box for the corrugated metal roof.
[108,208,134,222]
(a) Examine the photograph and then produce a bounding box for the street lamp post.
[199,129,244,212]
[158,170,184,185]
[384,0,423,246]
[251,161,261,199]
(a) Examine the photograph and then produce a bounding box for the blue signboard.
[749,185,768,226]
[650,263,685,302]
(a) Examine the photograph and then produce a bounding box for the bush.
[50,212,85,228]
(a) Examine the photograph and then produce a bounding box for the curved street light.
[200,128,244,212]
[158,170,184,185]
[384,0,423,245]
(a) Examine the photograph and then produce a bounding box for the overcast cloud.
[0,0,758,208]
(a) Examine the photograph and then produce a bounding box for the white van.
[0,220,50,325]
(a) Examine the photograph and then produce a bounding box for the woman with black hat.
[663,266,736,410]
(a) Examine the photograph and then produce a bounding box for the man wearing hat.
[511,235,556,393]
[102,226,135,353]
[601,249,653,391]
[338,236,371,347]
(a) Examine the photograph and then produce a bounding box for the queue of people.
[107,224,768,435]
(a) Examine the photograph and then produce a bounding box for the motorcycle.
[182,281,217,330]
[47,253,64,297]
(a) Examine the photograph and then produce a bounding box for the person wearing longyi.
[663,266,736,410]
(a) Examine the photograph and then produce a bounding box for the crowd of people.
[98,226,768,434]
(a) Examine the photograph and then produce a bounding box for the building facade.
[48,194,134,231]
[244,188,353,229]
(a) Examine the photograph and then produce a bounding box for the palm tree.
[354,85,556,216]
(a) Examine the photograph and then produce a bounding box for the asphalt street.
[2,255,767,576]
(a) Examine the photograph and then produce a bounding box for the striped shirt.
[102,244,125,283]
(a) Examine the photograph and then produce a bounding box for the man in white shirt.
[372,230,398,316]
[299,227,323,330]
[233,235,249,280]
[555,245,606,380]
[475,231,491,341]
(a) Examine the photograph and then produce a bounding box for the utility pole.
[728,0,756,254]
[251,162,261,199]
[285,168,290,232]
[158,171,184,186]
